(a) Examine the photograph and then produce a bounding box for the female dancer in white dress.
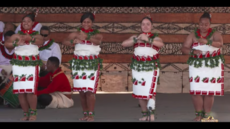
[181,12,224,121]
[122,15,164,121]
[4,13,43,121]
[63,12,103,121]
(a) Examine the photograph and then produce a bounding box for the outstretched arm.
[121,35,137,47]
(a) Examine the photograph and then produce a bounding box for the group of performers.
[0,10,224,122]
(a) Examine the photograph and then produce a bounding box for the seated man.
[37,57,74,109]
[39,26,62,77]
[0,22,15,44]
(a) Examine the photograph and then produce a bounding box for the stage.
[0,93,229,122]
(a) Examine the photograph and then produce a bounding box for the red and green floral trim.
[134,43,160,52]
[132,78,146,86]
[194,28,215,39]
[187,49,225,68]
[72,72,96,80]
[130,55,161,72]
[0,44,14,59]
[76,28,100,40]
[73,55,99,60]
[18,30,39,36]
[10,54,42,67]
[189,76,224,83]
[69,55,103,71]
[39,39,54,51]
[13,74,35,82]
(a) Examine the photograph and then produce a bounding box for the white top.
[193,44,220,55]
[0,21,4,32]
[134,47,158,57]
[15,44,39,56]
[15,22,42,34]
[39,40,62,62]
[74,41,101,56]
[0,46,14,65]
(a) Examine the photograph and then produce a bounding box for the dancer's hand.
[193,49,202,55]
[73,38,81,44]
[78,30,87,40]
[137,34,149,42]
[198,38,208,45]
[17,36,26,46]
[21,33,32,41]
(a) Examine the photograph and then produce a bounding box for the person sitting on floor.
[37,56,74,109]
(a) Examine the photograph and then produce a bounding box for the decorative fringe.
[10,59,43,67]
[130,58,161,72]
[69,58,103,71]
[187,54,225,68]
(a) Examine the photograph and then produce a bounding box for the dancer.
[122,15,164,121]
[15,9,42,34]
[39,26,62,76]
[4,13,43,121]
[63,12,103,121]
[181,12,224,122]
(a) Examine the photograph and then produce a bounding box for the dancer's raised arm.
[121,35,138,47]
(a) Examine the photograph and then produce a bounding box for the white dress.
[11,44,41,94]
[188,42,224,96]
[70,40,102,93]
[131,42,160,99]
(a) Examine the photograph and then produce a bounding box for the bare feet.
[79,116,88,121]
[28,115,37,121]
[139,116,148,121]
[146,114,155,121]
[20,116,29,121]
[86,116,94,121]
[20,112,29,121]
[193,116,202,122]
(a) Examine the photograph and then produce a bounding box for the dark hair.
[141,17,153,24]
[48,57,60,68]
[4,30,15,38]
[40,26,50,33]
[80,12,95,23]
[200,12,211,22]
[22,13,35,22]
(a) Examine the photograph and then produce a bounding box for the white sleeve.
[51,43,62,63]
[34,23,42,34]
[15,24,21,34]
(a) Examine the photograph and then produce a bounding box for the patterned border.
[11,22,230,34]
[1,7,230,13]
[59,42,230,55]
